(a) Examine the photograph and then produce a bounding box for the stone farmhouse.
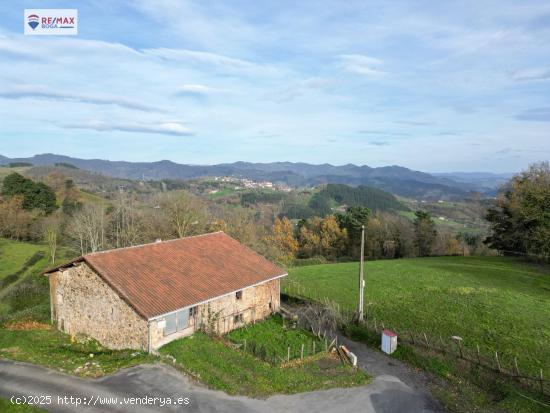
[44,232,287,352]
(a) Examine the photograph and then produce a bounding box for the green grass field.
[226,314,324,361]
[160,330,369,397]
[285,257,550,377]
[0,328,157,377]
[0,239,47,281]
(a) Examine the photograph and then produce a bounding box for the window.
[163,308,190,336]
[189,306,197,316]
[176,309,189,331]
[234,314,244,324]
[236,290,243,300]
[164,313,177,336]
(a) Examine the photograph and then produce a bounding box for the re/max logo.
[25,9,78,35]
[41,16,75,28]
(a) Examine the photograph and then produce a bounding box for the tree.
[335,206,370,257]
[43,214,61,264]
[297,216,348,259]
[159,191,205,238]
[109,192,143,248]
[1,172,57,213]
[414,211,437,256]
[267,217,298,264]
[0,196,32,240]
[485,162,550,258]
[68,203,105,254]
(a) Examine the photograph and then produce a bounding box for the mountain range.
[0,154,511,200]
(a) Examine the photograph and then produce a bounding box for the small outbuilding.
[44,232,287,352]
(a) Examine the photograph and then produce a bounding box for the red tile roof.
[45,232,286,319]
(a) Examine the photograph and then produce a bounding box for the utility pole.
[358,225,365,321]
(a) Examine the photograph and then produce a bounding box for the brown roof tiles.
[45,232,286,319]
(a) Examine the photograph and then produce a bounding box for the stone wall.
[49,262,148,350]
[150,278,281,349]
[49,262,282,352]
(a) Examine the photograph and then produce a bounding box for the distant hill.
[317,184,407,213]
[0,153,498,200]
[433,172,514,194]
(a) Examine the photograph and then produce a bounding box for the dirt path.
[339,334,445,412]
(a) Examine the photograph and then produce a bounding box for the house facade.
[45,232,286,352]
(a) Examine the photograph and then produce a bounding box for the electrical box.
[381,329,397,354]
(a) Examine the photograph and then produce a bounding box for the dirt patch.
[4,321,51,331]
[74,361,105,378]
[0,347,22,356]
[317,355,341,370]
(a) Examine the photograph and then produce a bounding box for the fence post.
[301,343,304,359]
[514,357,520,377]
[244,339,247,352]
[495,351,501,372]
[313,341,316,354]
[287,346,290,362]
[476,345,481,365]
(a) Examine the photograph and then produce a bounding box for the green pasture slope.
[0,239,47,279]
[286,256,550,376]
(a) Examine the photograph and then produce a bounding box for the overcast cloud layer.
[1,0,549,172]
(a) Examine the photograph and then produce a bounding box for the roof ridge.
[84,231,225,257]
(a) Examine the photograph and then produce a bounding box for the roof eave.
[42,256,85,275]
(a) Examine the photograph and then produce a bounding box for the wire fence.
[226,335,333,365]
[281,280,549,398]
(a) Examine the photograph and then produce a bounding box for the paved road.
[0,340,444,413]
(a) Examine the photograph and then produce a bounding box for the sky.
[0,1,549,172]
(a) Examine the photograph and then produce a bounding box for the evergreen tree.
[414,211,437,256]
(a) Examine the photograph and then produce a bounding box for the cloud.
[266,77,333,102]
[338,54,385,76]
[511,67,550,81]
[63,120,193,136]
[515,107,550,121]
[436,131,463,136]
[175,84,230,98]
[144,48,252,67]
[394,120,435,126]
[358,130,411,136]
[0,84,161,112]
[369,140,391,146]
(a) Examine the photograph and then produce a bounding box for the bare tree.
[110,192,143,248]
[43,213,61,264]
[159,191,205,238]
[68,203,105,254]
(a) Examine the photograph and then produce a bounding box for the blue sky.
[0,1,549,172]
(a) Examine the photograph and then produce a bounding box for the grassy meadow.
[285,256,550,376]
[226,314,325,360]
[160,330,369,397]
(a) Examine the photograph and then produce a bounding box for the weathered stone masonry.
[49,262,281,351]
[49,262,148,350]
[149,278,280,349]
